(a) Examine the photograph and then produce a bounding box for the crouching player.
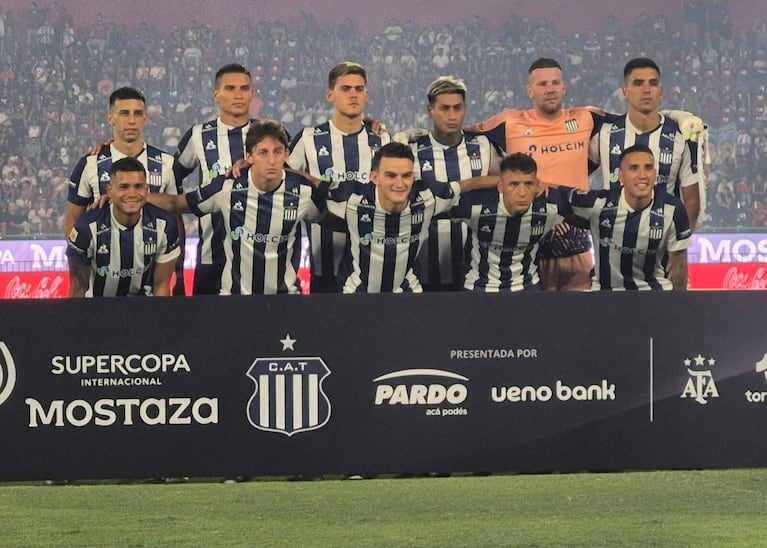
[561,144,691,290]
[66,157,180,297]
[451,152,566,291]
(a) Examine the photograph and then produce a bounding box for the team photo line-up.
[65,57,708,297]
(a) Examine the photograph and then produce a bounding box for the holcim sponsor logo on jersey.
[373,369,469,417]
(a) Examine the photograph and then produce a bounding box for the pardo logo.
[373,369,469,417]
[0,342,17,407]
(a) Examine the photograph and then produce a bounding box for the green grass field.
[2,469,767,547]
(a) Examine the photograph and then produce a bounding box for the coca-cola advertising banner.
[1,234,765,298]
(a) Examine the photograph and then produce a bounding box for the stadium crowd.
[0,1,766,237]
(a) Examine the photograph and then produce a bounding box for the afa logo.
[0,342,17,407]
[680,353,719,405]
[246,354,331,437]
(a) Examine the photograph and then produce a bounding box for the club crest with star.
[246,334,331,436]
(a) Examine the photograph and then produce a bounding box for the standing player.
[65,87,182,291]
[589,57,701,231]
[560,144,691,290]
[66,87,179,235]
[472,58,704,291]
[288,61,390,292]
[67,157,180,297]
[452,153,565,292]
[146,120,326,295]
[174,63,256,295]
[471,58,598,291]
[322,142,496,293]
[406,76,502,291]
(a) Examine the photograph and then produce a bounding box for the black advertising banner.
[0,292,766,481]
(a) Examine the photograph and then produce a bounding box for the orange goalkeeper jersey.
[474,107,604,190]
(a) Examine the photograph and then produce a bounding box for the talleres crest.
[246,335,331,436]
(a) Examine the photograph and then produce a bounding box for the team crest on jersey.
[148,172,163,188]
[284,207,298,221]
[411,211,424,224]
[470,154,482,171]
[658,149,673,165]
[318,146,330,157]
[565,119,580,132]
[421,161,433,172]
[680,353,719,405]
[144,240,157,255]
[246,337,331,436]
[97,244,109,254]
[0,342,18,407]
[649,226,663,240]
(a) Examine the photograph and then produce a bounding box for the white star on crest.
[693,354,706,366]
[280,334,296,351]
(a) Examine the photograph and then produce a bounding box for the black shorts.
[193,264,224,295]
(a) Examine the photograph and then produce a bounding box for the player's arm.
[68,262,90,298]
[662,110,707,142]
[457,175,499,193]
[64,202,86,237]
[667,249,689,291]
[145,192,192,214]
[152,259,176,297]
[682,184,700,232]
[466,113,509,154]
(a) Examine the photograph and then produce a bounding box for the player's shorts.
[310,273,341,294]
[193,263,224,295]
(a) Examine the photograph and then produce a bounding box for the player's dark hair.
[371,142,414,172]
[500,153,538,175]
[619,143,655,164]
[328,61,367,89]
[109,157,146,179]
[623,57,661,80]
[109,87,146,108]
[245,119,289,152]
[528,58,562,73]
[214,63,251,86]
